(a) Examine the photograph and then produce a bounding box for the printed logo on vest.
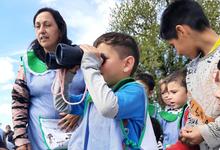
[189,99,214,124]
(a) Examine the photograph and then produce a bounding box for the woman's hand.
[58,113,80,132]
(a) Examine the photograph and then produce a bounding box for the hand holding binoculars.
[46,43,106,69]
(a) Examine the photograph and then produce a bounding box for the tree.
[198,0,220,34]
[109,0,220,80]
[109,0,188,82]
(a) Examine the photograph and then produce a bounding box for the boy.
[53,32,157,149]
[160,0,220,149]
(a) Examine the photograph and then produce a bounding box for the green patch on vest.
[148,103,156,117]
[27,51,47,73]
[159,110,180,122]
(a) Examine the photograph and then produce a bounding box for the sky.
[0,0,118,130]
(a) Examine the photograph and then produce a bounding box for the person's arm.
[196,69,220,147]
[53,69,85,115]
[53,70,74,113]
[197,116,220,148]
[11,65,30,147]
[81,51,119,118]
[80,49,145,119]
[53,69,84,132]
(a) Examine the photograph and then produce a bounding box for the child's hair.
[166,68,187,90]
[160,0,210,40]
[158,78,168,108]
[158,68,186,108]
[93,32,139,75]
[135,72,155,91]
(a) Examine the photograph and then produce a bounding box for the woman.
[11,8,85,150]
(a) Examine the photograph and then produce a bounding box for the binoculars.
[46,43,106,69]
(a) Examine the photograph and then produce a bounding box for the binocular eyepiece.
[46,43,106,69]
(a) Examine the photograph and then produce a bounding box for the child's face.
[168,25,200,59]
[160,83,169,105]
[167,81,187,109]
[168,38,198,59]
[97,43,128,86]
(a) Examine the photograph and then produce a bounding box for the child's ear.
[176,25,186,38]
[123,56,135,73]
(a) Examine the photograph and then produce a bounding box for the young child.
[157,69,188,149]
[158,78,170,110]
[160,0,220,149]
[53,32,157,150]
[135,72,164,149]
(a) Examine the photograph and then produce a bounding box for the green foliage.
[109,0,188,81]
[198,0,220,34]
[109,0,220,81]
[108,0,220,102]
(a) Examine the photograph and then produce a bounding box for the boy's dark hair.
[135,72,155,91]
[30,7,72,62]
[160,0,210,40]
[93,32,139,75]
[166,68,187,90]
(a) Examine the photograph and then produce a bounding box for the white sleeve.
[80,52,119,118]
[198,116,220,148]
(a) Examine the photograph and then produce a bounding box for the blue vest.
[22,51,85,150]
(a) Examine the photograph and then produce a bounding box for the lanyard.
[208,37,220,54]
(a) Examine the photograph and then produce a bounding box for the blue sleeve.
[69,94,85,116]
[69,69,86,95]
[115,83,146,120]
